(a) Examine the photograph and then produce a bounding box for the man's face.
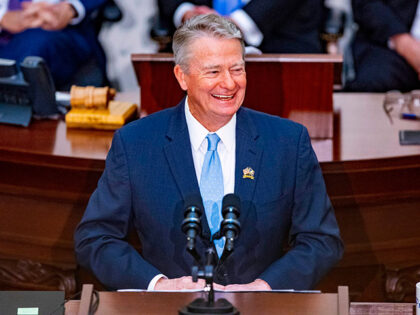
[174,36,246,131]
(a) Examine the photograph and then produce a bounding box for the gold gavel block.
[66,100,138,130]
[66,86,138,130]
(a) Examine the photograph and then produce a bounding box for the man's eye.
[231,68,244,74]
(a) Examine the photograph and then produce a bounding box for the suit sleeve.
[259,127,344,289]
[78,0,107,16]
[242,0,310,37]
[157,0,211,31]
[352,0,409,46]
[74,130,161,290]
[158,0,185,26]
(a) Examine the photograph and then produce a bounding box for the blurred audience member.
[346,0,420,92]
[324,0,357,86]
[157,0,324,53]
[0,0,107,88]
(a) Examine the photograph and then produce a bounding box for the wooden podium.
[67,284,349,315]
[131,53,342,139]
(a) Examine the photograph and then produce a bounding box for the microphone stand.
[180,194,241,314]
[179,248,239,315]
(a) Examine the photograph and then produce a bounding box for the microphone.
[181,194,203,252]
[220,194,241,253]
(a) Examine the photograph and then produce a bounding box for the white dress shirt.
[411,1,420,40]
[185,97,236,195]
[147,97,237,290]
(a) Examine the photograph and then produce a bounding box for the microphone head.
[184,194,204,214]
[222,194,241,214]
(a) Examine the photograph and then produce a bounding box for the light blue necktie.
[213,0,245,16]
[200,133,224,257]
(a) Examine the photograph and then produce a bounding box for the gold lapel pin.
[242,167,255,180]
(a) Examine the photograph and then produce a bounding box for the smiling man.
[74,14,343,291]
[174,35,246,132]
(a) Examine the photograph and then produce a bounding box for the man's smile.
[211,93,235,100]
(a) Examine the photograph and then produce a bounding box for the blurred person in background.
[0,0,107,88]
[345,0,420,92]
[156,0,324,53]
[323,0,357,86]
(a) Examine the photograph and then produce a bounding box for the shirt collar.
[185,97,236,153]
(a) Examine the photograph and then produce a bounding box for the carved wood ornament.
[386,264,420,302]
[0,258,76,295]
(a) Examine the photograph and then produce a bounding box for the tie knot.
[206,133,220,151]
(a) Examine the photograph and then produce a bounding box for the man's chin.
[211,107,240,122]
[210,97,242,112]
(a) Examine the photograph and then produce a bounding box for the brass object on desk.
[70,85,116,109]
[66,86,137,130]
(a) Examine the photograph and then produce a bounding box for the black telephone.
[0,56,58,126]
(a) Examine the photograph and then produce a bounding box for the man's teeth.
[212,94,234,100]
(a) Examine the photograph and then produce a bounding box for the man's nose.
[220,71,236,90]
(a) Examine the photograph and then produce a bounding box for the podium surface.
[65,290,348,315]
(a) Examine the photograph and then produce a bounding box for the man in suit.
[74,14,343,291]
[0,0,106,88]
[157,0,323,53]
[346,0,420,91]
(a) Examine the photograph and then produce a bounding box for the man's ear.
[174,64,188,91]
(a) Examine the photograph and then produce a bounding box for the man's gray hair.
[173,14,245,72]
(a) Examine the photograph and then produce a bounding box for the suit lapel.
[234,108,263,224]
[163,101,212,240]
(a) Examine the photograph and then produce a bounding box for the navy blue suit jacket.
[74,101,343,290]
[352,0,418,46]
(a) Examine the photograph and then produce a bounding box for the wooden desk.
[0,93,419,302]
[0,121,107,294]
[315,94,420,302]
